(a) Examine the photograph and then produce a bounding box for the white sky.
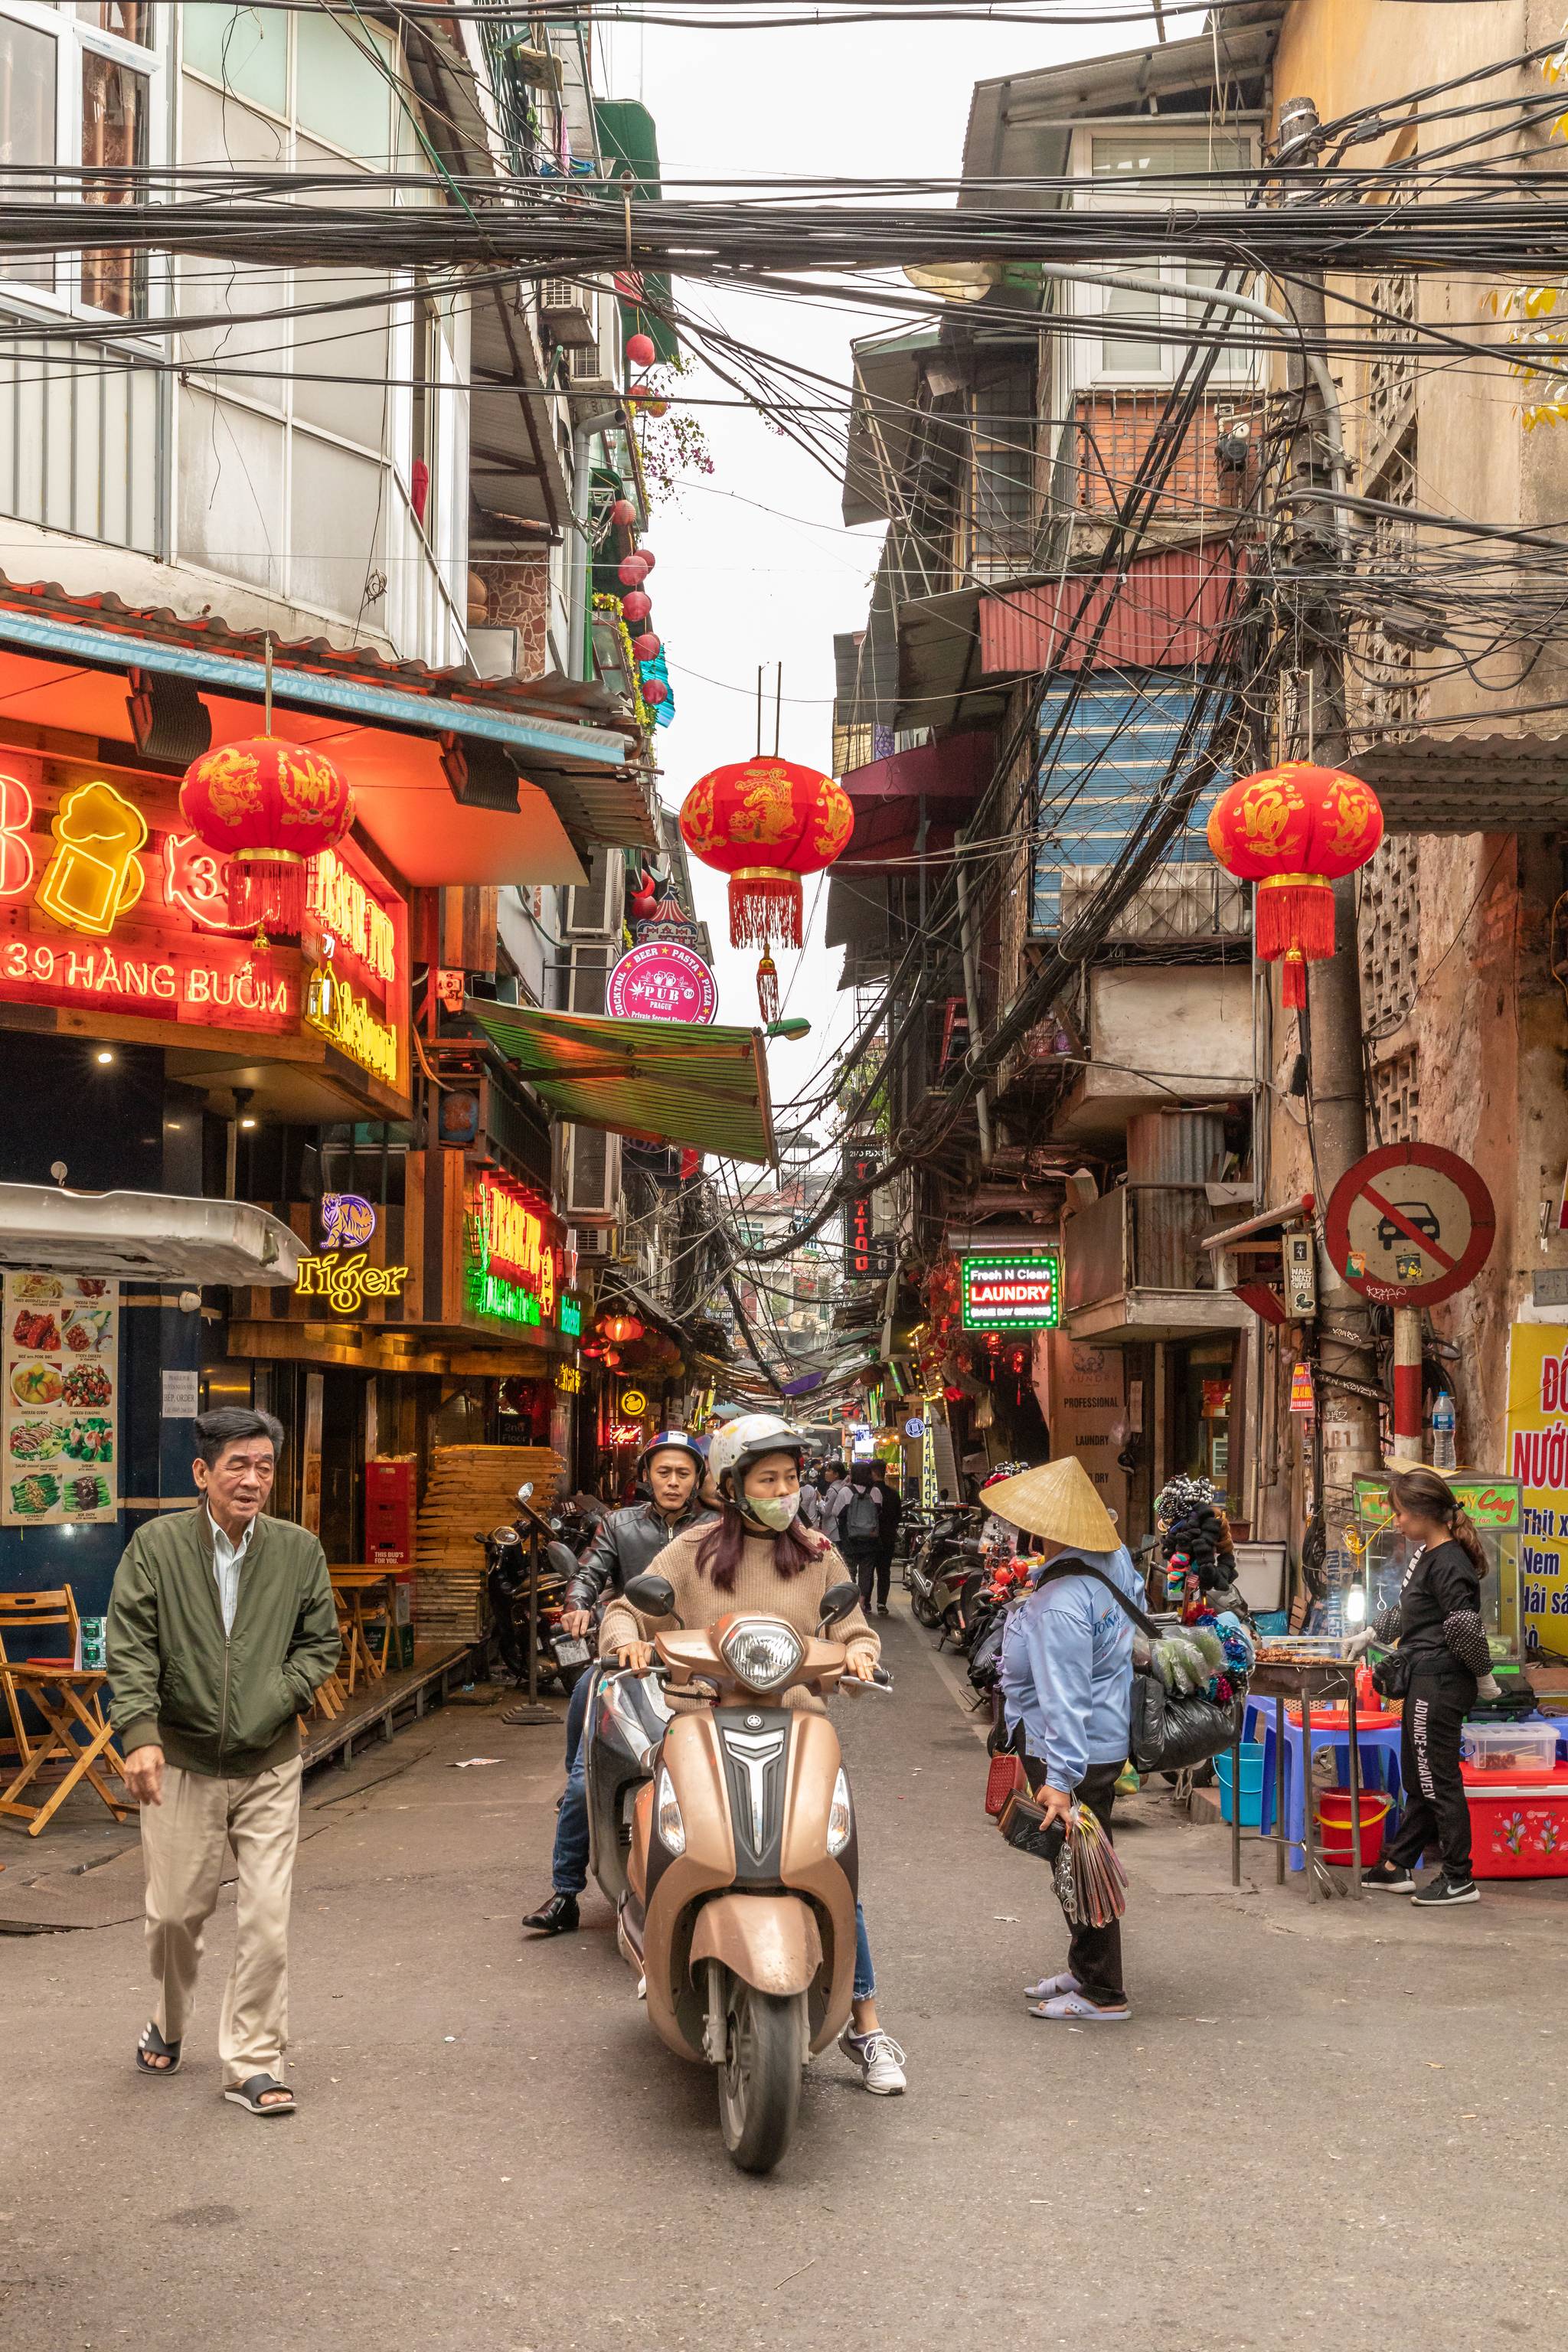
[597,5,1188,1168]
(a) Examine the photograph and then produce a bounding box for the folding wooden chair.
[0,1589,129,1836]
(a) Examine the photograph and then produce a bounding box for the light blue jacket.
[999,1544,1144,1792]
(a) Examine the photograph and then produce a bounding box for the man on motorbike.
[599,1413,908,2096]
[521,1432,714,1936]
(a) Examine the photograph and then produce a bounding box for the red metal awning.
[978,547,1246,677]
[838,730,993,868]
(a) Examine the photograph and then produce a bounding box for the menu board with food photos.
[2,1270,120,1526]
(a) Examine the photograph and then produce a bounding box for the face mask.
[746,1491,801,1533]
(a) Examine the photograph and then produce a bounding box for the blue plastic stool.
[1247,1695,1403,1870]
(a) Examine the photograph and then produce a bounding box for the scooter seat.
[628,1779,654,1906]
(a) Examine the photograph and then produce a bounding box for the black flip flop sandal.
[224,2073,296,2118]
[135,2022,181,2077]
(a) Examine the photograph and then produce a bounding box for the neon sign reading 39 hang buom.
[469,1171,558,1326]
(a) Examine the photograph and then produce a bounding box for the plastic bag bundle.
[1053,1801,1129,1929]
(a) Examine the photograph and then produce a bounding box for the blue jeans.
[552,1711,592,1896]
[564,1668,592,1771]
[853,1900,876,2003]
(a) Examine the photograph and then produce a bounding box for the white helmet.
[707,1412,806,1501]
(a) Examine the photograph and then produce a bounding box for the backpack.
[1033,1561,1246,1775]
[842,1486,882,1543]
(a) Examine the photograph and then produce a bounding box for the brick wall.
[1073,392,1261,523]
[470,552,549,678]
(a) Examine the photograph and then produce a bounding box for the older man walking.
[106,1407,341,2117]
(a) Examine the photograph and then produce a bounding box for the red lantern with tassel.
[179,736,354,935]
[1207,760,1383,1008]
[678,756,854,1019]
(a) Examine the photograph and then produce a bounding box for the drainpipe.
[567,407,622,684]
[955,826,994,1167]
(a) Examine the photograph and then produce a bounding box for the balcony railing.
[1063,1184,1248,1341]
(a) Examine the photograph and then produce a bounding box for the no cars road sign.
[1325,1142,1494,1308]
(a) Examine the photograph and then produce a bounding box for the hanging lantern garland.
[678,756,854,1020]
[1207,760,1383,1008]
[179,735,354,939]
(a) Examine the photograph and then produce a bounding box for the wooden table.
[0,1664,129,1836]
[329,1567,401,1694]
[1230,1655,1368,1903]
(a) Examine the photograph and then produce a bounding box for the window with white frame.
[1068,125,1259,388]
[0,2,161,320]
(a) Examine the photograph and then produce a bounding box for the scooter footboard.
[690,1893,823,1998]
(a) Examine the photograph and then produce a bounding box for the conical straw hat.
[982,1455,1119,1552]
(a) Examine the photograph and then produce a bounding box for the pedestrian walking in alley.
[991,1456,1143,2024]
[521,1432,715,1937]
[871,1461,901,1615]
[1354,1466,1498,1906]
[834,1461,887,1612]
[602,1412,907,2094]
[105,1408,341,2117]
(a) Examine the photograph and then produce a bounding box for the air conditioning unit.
[562,851,621,939]
[573,1223,618,1260]
[539,279,597,350]
[564,1122,622,1223]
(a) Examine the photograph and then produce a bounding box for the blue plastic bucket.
[1214,1743,1264,1828]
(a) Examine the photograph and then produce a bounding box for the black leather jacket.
[564,1497,717,1614]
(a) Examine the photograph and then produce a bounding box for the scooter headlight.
[827,1766,853,1857]
[655,1766,685,1855]
[719,1617,805,1692]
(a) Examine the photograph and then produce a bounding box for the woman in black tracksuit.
[1358,1466,1498,1906]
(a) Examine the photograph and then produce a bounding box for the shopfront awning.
[0,1184,302,1283]
[463,1003,777,1166]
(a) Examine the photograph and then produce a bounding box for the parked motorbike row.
[903,1501,1030,1706]
[477,1481,598,1693]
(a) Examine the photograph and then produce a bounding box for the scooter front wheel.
[717,1977,805,2175]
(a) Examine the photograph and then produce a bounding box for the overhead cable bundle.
[1053,1802,1129,1929]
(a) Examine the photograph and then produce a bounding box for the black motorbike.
[906,1504,987,1631]
[478,1481,590,1693]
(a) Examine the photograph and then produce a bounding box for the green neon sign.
[960,1252,1061,1332]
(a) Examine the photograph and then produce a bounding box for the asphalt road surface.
[5,1605,1566,2352]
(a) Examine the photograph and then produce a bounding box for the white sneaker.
[840,2026,907,2095]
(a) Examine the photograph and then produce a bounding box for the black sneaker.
[1362,1860,1416,1893]
[521,1891,580,1935]
[1410,1873,1479,1907]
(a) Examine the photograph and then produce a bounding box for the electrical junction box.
[1285,1232,1318,1320]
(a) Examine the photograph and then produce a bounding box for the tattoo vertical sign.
[841,1145,894,1282]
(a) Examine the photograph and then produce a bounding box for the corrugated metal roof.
[979,547,1246,676]
[1352,732,1568,832]
[463,1001,777,1167]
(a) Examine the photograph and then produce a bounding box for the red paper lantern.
[1207,760,1383,1008]
[626,332,656,368]
[618,555,649,588]
[636,549,655,573]
[631,632,661,662]
[602,1312,645,1344]
[679,756,854,1016]
[179,735,353,933]
[628,870,658,919]
[609,497,636,528]
[622,589,652,622]
[642,678,668,707]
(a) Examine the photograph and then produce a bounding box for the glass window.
[80,47,149,315]
[1083,133,1256,381]
[0,15,57,292]
[78,5,153,44]
[296,9,391,161]
[182,2,287,114]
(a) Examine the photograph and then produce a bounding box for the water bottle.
[1430,1393,1456,1472]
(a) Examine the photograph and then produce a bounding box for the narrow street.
[5,1600,1564,2352]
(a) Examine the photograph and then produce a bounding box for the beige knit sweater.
[598,1521,879,1713]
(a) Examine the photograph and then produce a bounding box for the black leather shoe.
[521,1891,580,1936]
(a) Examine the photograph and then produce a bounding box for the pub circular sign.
[606,940,718,1025]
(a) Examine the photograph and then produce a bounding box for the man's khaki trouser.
[139,1755,303,2086]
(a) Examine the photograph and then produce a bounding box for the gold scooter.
[585,1573,890,2174]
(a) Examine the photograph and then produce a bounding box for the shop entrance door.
[318,1370,364,1563]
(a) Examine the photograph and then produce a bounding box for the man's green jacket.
[106,1508,341,1777]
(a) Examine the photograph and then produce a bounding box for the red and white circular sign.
[1325,1141,1495,1308]
[605,940,718,1025]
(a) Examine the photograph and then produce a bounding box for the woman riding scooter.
[599,1411,908,2096]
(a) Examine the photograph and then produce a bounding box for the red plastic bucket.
[1318,1788,1392,1866]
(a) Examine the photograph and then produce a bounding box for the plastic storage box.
[1459,1719,1559,1779]
[1466,1765,1568,1878]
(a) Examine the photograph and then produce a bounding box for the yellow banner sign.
[1504,1322,1568,1628]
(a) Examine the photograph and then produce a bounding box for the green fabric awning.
[593,99,681,368]
[465,1002,776,1166]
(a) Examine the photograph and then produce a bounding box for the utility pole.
[1276,94,1383,1558]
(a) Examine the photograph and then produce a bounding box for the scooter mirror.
[818,1579,861,1629]
[515,1481,534,1504]
[622,1571,676,1619]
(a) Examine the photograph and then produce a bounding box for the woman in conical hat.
[991,1455,1143,2024]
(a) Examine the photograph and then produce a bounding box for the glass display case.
[1349,1475,1524,1657]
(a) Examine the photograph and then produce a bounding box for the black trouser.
[1383,1661,1477,1880]
[842,1536,887,1610]
[1024,1754,1127,2007]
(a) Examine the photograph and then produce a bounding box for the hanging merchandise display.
[1206,761,1383,1008]
[180,736,354,935]
[678,756,854,1019]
